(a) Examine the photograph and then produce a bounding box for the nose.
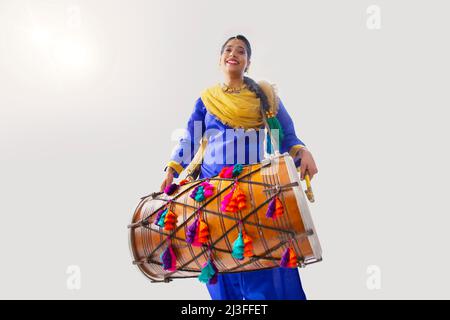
[229,49,238,57]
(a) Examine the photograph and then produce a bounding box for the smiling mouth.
[226,60,239,65]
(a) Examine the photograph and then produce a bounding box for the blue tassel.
[157,208,168,228]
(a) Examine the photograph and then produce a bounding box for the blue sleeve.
[165,98,206,178]
[277,99,306,166]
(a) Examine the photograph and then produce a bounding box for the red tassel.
[179,179,190,186]
[219,166,233,178]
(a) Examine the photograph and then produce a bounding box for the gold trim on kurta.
[166,160,184,176]
[289,144,306,160]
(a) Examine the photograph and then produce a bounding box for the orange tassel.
[280,245,298,268]
[242,231,254,257]
[193,215,209,246]
[179,179,189,186]
[288,248,297,267]
[227,197,238,212]
[163,210,178,231]
[221,183,247,213]
[273,197,284,219]
[233,185,247,211]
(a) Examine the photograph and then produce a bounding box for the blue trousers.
[206,267,307,300]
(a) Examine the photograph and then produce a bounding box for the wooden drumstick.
[304,170,315,203]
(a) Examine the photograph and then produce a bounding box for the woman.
[160,35,318,300]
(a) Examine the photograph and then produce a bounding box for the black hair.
[220,35,271,114]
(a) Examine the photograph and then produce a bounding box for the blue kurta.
[167,96,307,300]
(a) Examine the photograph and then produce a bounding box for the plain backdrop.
[0,0,449,299]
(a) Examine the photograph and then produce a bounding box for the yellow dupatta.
[200,81,279,129]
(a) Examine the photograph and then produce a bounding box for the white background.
[0,0,449,299]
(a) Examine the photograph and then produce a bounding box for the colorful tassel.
[194,216,209,246]
[219,164,244,179]
[164,183,179,195]
[232,164,243,177]
[243,230,254,257]
[163,210,178,231]
[154,208,168,227]
[265,195,284,219]
[198,259,218,284]
[153,208,166,226]
[190,181,215,202]
[185,216,199,244]
[234,185,247,211]
[179,179,189,186]
[220,183,246,213]
[202,181,215,197]
[280,246,297,268]
[194,186,205,202]
[153,207,177,230]
[219,166,234,178]
[231,231,245,260]
[220,187,235,212]
[160,243,177,271]
[186,214,209,247]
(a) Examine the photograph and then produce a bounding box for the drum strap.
[183,137,208,180]
[258,81,281,155]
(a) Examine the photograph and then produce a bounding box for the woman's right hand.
[160,168,175,192]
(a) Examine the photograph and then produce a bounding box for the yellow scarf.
[200,84,262,129]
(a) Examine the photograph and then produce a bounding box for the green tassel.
[194,186,205,202]
[198,261,216,283]
[232,164,243,177]
[195,193,205,202]
[231,232,245,260]
[266,116,284,154]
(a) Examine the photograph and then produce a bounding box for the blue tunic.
[167,97,307,300]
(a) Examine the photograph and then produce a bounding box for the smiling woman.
[155,34,319,300]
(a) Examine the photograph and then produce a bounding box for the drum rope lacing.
[140,163,269,263]
[132,161,309,278]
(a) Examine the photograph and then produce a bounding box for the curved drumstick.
[304,170,315,203]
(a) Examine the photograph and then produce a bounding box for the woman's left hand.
[298,148,318,181]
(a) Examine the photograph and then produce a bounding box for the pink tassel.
[220,186,236,212]
[219,166,234,179]
[169,245,177,271]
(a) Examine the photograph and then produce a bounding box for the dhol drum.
[128,152,322,283]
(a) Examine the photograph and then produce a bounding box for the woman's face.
[219,38,250,78]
